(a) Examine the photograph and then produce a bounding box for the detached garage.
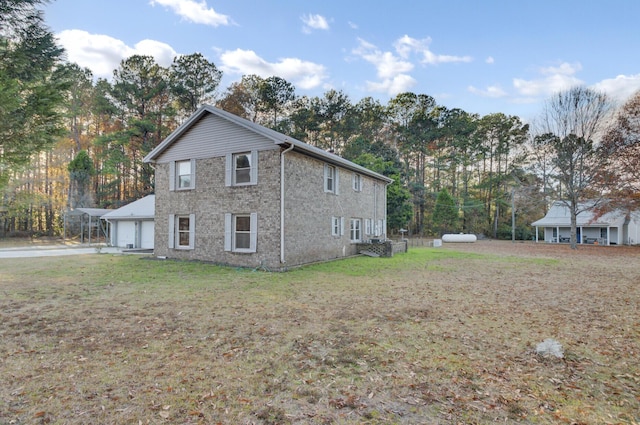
[102,195,155,249]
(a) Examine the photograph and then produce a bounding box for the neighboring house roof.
[531,201,628,227]
[67,207,112,218]
[101,195,155,220]
[143,105,393,184]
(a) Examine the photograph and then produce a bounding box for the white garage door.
[141,221,155,249]
[115,221,136,248]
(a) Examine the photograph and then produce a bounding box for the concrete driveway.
[0,245,123,258]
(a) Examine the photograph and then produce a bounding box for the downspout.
[384,182,389,239]
[280,143,295,264]
[373,182,377,236]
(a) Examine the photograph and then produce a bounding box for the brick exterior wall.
[282,151,388,267]
[155,149,282,268]
[154,147,388,270]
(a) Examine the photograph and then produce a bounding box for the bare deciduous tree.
[536,86,615,249]
[602,90,640,210]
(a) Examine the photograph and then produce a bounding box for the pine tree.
[432,188,459,235]
[0,0,68,189]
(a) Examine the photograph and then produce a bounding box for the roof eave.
[278,139,393,184]
[144,105,393,184]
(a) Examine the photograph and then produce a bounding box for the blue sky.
[45,0,640,122]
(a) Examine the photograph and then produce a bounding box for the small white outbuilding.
[101,195,155,249]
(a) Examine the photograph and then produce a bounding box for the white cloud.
[301,14,330,33]
[394,35,472,65]
[134,39,177,66]
[57,30,177,78]
[468,84,507,98]
[486,56,494,64]
[351,38,414,95]
[219,48,328,90]
[591,74,640,105]
[513,62,583,97]
[351,35,472,97]
[365,74,417,96]
[149,0,231,26]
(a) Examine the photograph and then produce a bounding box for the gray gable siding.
[156,113,278,163]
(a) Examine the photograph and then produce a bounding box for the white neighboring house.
[101,195,155,249]
[531,200,640,245]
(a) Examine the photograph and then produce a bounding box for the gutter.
[280,143,295,264]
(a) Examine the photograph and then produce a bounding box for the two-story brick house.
[143,105,393,270]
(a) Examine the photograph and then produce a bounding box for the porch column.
[579,226,583,244]
[556,226,559,243]
[607,226,610,246]
[535,226,539,243]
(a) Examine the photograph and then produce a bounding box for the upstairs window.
[324,164,339,194]
[177,161,192,189]
[234,153,251,184]
[226,151,258,186]
[169,159,196,191]
[352,173,362,192]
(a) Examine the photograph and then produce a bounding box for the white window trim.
[169,159,196,191]
[352,173,362,192]
[350,218,362,243]
[364,218,372,236]
[224,213,258,253]
[323,164,340,194]
[168,213,195,249]
[375,219,383,237]
[226,150,258,187]
[331,216,345,237]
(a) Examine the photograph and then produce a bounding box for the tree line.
[2,0,639,242]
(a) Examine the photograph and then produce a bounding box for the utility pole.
[511,187,515,243]
[510,171,524,243]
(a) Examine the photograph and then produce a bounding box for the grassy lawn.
[1,244,639,424]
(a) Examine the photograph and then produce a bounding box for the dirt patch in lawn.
[0,242,639,424]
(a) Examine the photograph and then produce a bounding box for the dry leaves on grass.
[0,241,639,424]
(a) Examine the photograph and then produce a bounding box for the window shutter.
[250,150,258,185]
[168,214,175,248]
[225,154,232,187]
[190,159,196,189]
[323,164,329,192]
[188,213,195,249]
[224,213,232,251]
[249,213,258,252]
[169,161,176,191]
[335,168,340,195]
[340,217,344,236]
